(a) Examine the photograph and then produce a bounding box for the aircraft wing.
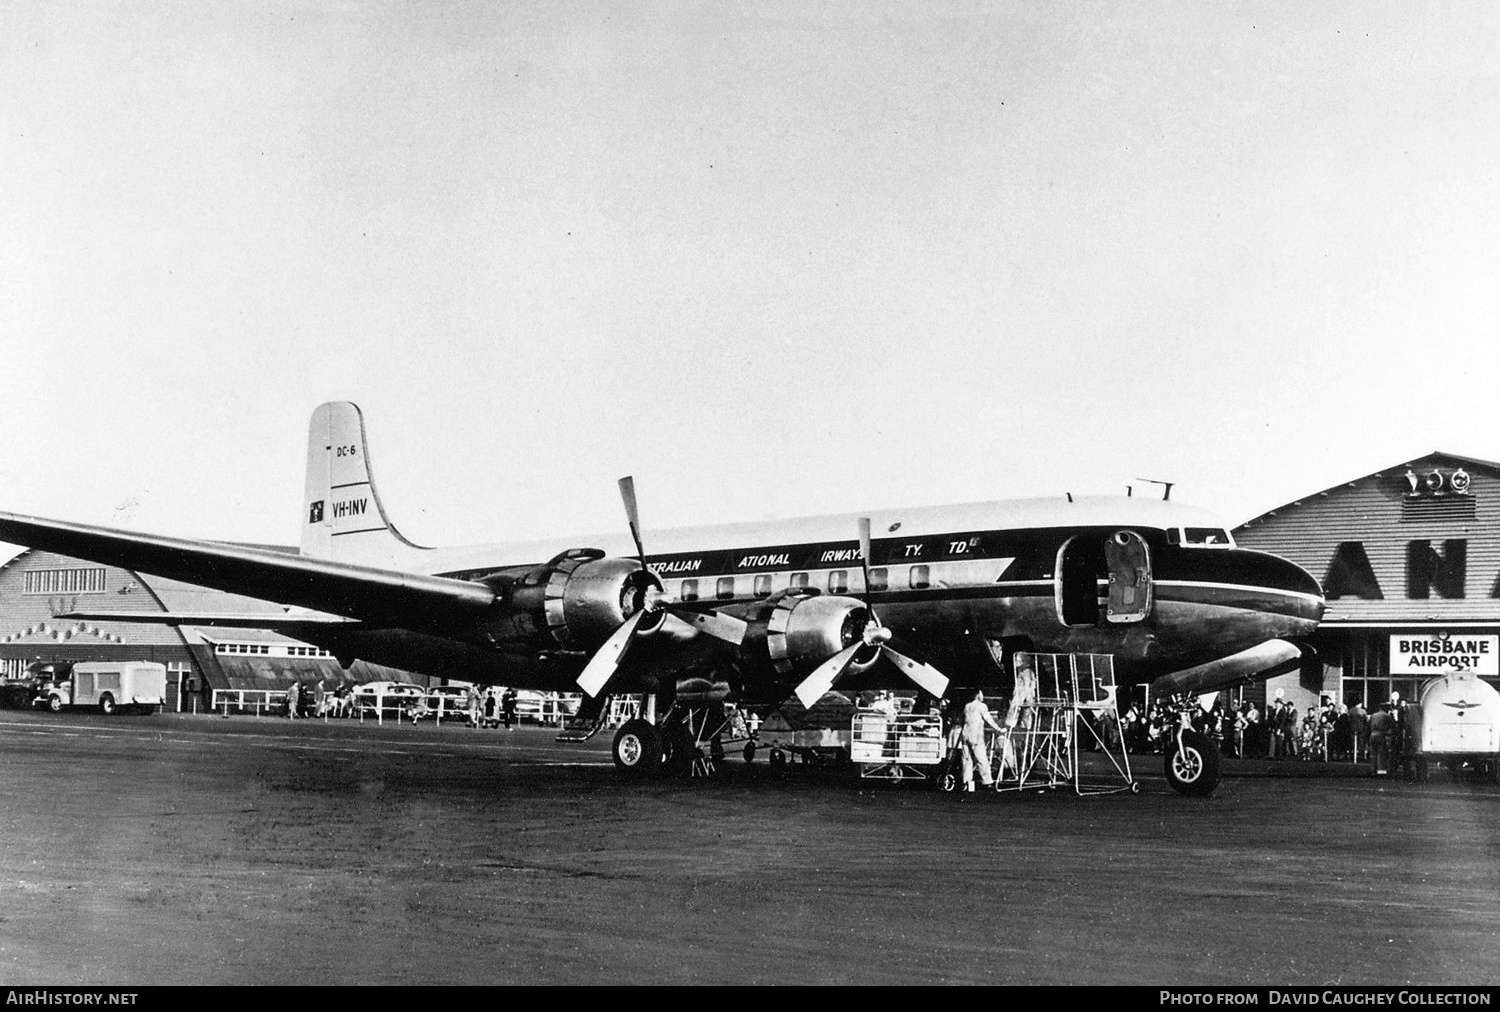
[0,510,496,631]
[54,609,362,630]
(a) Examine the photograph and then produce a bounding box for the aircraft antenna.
[1134,478,1175,501]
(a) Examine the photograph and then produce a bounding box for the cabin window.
[716,576,736,600]
[1182,527,1233,547]
[680,579,699,602]
[909,565,930,590]
[828,570,848,594]
[753,574,772,597]
[868,567,889,593]
[790,572,809,588]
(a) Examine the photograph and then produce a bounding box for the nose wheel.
[1164,729,1220,796]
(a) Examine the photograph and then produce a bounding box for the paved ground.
[0,708,1497,986]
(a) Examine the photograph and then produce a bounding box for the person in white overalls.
[960,689,1004,792]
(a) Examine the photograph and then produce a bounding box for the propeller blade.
[793,643,861,710]
[880,644,950,701]
[857,516,874,602]
[618,476,647,567]
[576,610,645,697]
[667,606,749,646]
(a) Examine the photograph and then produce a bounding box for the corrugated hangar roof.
[1239,451,1500,527]
[1235,451,1500,626]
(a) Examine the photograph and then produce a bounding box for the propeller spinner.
[576,477,749,697]
[791,517,949,709]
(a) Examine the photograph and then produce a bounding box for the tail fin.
[301,402,427,568]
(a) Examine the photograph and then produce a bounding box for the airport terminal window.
[790,572,809,588]
[716,576,735,600]
[215,643,271,655]
[753,574,772,597]
[909,565,930,590]
[679,579,699,602]
[868,567,889,593]
[23,567,107,595]
[828,570,848,594]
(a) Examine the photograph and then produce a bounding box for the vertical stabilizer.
[301,402,426,568]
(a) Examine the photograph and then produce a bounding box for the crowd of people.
[1109,690,1425,777]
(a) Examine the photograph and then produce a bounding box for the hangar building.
[1235,452,1500,713]
[0,546,425,708]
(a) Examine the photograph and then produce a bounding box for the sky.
[2,2,1497,559]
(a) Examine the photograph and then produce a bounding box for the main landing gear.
[611,706,732,779]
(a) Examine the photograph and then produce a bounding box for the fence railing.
[206,688,581,727]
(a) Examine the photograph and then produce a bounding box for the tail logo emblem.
[308,501,325,524]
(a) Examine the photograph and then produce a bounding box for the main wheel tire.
[743,741,757,763]
[938,771,958,792]
[47,694,62,713]
[1165,730,1221,796]
[99,694,117,716]
[612,719,664,777]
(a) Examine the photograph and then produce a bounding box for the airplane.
[0,402,1324,794]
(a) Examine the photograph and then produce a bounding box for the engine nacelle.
[495,550,664,652]
[764,591,873,677]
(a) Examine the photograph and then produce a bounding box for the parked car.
[425,685,473,718]
[352,682,424,716]
[513,690,580,725]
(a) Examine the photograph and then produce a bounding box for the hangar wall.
[0,548,429,707]
[1235,452,1500,710]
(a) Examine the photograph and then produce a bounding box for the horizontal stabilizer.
[1149,639,1307,698]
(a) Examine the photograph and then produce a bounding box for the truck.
[1417,669,1500,782]
[68,661,167,715]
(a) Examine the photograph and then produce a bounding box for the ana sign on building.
[1389,634,1499,676]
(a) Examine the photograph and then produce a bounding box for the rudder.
[301,402,426,568]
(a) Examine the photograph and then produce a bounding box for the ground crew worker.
[959,688,1003,793]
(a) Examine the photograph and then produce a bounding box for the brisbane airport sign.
[1390,634,1498,676]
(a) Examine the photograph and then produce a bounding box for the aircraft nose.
[1178,546,1323,636]
[1238,548,1324,631]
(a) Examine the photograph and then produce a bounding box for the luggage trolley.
[851,710,946,781]
[995,652,1137,795]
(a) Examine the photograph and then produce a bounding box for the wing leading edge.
[0,510,496,632]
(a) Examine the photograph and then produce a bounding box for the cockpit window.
[1181,527,1233,547]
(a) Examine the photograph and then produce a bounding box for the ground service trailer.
[70,662,167,715]
[1418,669,1500,781]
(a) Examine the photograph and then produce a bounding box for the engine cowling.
[489,550,665,652]
[764,591,875,677]
[540,551,665,650]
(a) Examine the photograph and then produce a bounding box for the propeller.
[792,517,949,709]
[576,476,749,697]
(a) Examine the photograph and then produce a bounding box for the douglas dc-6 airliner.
[0,402,1323,794]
